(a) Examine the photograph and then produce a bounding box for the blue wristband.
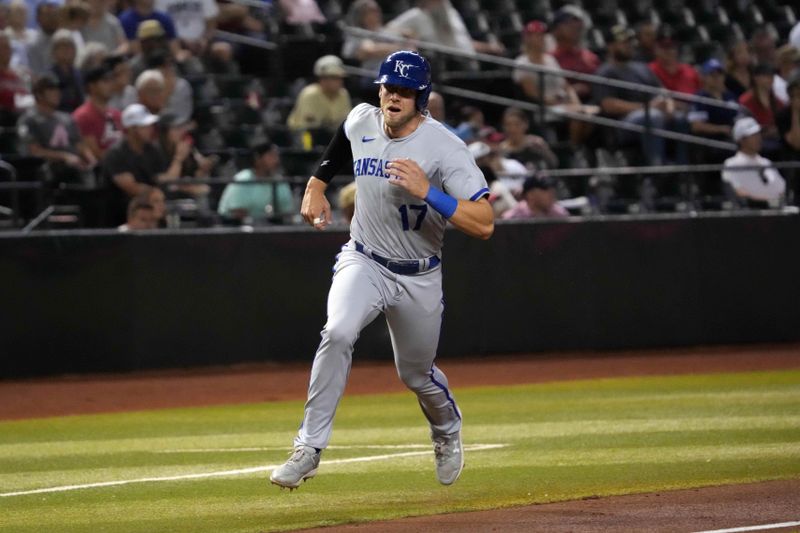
[424,186,458,219]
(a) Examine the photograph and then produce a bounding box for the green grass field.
[1,370,799,532]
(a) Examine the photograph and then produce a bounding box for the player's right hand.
[301,177,332,230]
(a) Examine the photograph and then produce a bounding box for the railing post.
[538,68,546,126]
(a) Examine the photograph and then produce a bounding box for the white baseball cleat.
[270,445,320,490]
[433,431,464,485]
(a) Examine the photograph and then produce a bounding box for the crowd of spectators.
[0,0,798,229]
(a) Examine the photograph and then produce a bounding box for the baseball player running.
[270,51,494,490]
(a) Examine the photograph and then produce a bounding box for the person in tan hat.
[287,55,352,139]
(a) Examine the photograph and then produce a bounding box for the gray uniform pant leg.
[385,271,462,438]
[295,252,385,450]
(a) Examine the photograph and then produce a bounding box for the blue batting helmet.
[374,50,432,111]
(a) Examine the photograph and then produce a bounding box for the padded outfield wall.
[1,213,798,378]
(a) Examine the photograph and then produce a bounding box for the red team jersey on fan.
[72,101,123,152]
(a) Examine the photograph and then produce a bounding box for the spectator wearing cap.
[688,59,740,144]
[102,102,190,224]
[513,20,579,109]
[550,5,599,101]
[513,20,594,152]
[49,29,84,112]
[25,1,60,75]
[739,63,785,157]
[385,0,504,70]
[217,140,295,223]
[72,63,122,159]
[0,33,31,121]
[648,26,700,99]
[287,54,352,135]
[501,175,568,219]
[17,73,96,185]
[469,135,527,193]
[119,0,177,43]
[593,24,676,165]
[722,117,785,208]
[82,0,128,55]
[129,19,169,78]
[773,45,800,105]
[105,53,137,111]
[467,140,515,217]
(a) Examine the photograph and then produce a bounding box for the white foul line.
[0,443,507,498]
[158,444,435,453]
[691,521,800,533]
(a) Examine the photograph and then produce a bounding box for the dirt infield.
[1,344,799,420]
[1,344,799,532]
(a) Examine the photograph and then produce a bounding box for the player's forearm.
[448,198,494,240]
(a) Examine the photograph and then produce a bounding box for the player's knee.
[322,322,359,350]
[397,367,429,392]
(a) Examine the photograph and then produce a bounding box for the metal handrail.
[340,25,741,111]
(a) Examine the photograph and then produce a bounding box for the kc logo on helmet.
[393,60,417,78]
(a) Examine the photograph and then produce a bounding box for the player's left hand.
[386,158,430,200]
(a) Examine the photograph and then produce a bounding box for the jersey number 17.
[398,204,428,231]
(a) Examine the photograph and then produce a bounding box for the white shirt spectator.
[722,151,786,207]
[155,0,219,42]
[386,2,474,55]
[512,53,568,102]
[790,22,800,49]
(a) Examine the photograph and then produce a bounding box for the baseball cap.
[313,55,346,78]
[551,5,586,27]
[523,20,548,35]
[122,103,159,128]
[701,58,725,75]
[468,141,491,160]
[137,19,166,40]
[83,64,114,85]
[522,175,555,193]
[32,73,60,95]
[732,117,761,142]
[604,24,636,44]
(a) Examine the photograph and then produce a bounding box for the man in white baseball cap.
[102,103,190,224]
[721,117,786,208]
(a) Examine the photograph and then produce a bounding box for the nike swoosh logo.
[362,136,376,142]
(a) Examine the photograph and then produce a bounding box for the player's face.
[379,84,418,130]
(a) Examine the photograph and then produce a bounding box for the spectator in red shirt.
[0,33,30,124]
[648,27,700,101]
[72,64,123,160]
[549,5,599,101]
[739,63,785,156]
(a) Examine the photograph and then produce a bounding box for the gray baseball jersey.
[346,103,489,260]
[293,103,488,453]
